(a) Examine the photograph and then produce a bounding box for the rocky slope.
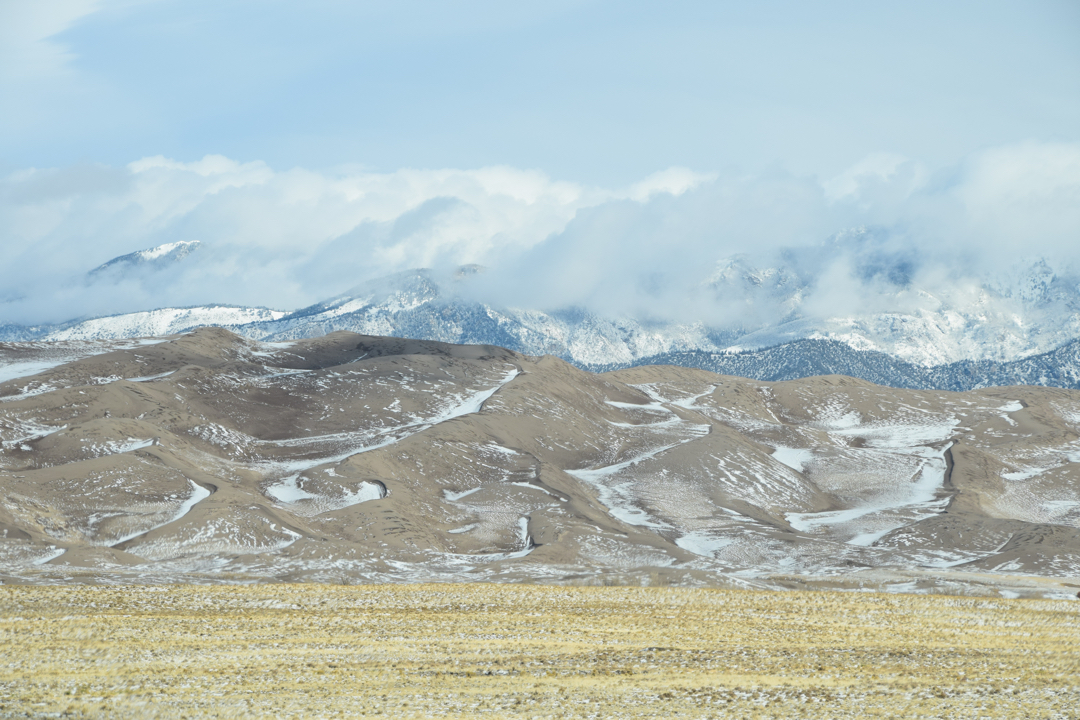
[1,330,1078,595]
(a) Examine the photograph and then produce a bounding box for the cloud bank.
[1,142,1078,328]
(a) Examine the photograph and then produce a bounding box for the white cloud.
[0,0,104,84]
[628,167,717,202]
[822,152,919,202]
[1,142,1078,329]
[954,142,1080,260]
[0,157,633,321]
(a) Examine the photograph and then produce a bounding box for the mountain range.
[2,242,1080,391]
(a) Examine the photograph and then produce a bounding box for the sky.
[1,0,1079,326]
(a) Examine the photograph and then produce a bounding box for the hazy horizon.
[2,1,1078,327]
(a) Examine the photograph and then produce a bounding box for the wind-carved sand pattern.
[0,329,1078,597]
[780,405,959,547]
[99,479,212,548]
[262,366,520,516]
[568,393,712,530]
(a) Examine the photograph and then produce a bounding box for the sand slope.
[1,329,1078,596]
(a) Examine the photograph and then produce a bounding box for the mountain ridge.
[600,337,1080,391]
[3,263,1080,391]
[89,240,201,277]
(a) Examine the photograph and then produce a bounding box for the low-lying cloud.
[1,142,1078,329]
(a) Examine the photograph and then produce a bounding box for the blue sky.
[1,1,1079,325]
[4,0,1078,181]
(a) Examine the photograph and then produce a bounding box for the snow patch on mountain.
[4,256,1080,381]
[90,241,201,277]
[46,306,287,341]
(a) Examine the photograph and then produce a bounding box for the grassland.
[1,583,1077,718]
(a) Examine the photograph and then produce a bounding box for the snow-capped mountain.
[89,240,201,278]
[0,305,285,343]
[3,257,1080,391]
[231,269,730,366]
[43,305,288,341]
[702,243,1080,367]
[7,268,729,366]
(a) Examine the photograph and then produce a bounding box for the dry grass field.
[1,583,1078,719]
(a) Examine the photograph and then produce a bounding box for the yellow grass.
[1,583,1078,718]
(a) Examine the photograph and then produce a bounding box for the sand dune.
[1,329,1078,597]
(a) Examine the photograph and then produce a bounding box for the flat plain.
[1,583,1077,719]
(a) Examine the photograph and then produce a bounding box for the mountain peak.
[90,241,201,277]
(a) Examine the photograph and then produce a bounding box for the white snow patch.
[997,400,1023,426]
[263,366,521,504]
[568,443,686,529]
[107,438,156,455]
[490,517,535,559]
[0,382,59,403]
[0,360,69,385]
[771,446,814,474]
[29,547,67,565]
[572,388,711,530]
[1001,466,1049,482]
[444,487,482,502]
[444,368,519,416]
[1042,500,1080,514]
[786,442,954,546]
[46,307,286,341]
[0,338,171,386]
[484,444,520,456]
[341,482,384,505]
[675,532,735,557]
[884,581,921,594]
[134,240,198,261]
[509,481,562,499]
[129,371,175,383]
[816,410,862,431]
[669,386,717,410]
[266,475,315,502]
[109,480,211,547]
[1,419,67,449]
[605,400,671,414]
[831,420,958,449]
[248,340,301,358]
[266,476,384,513]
